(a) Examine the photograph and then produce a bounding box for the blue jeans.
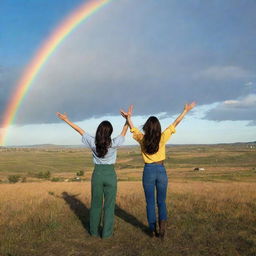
[143,163,168,231]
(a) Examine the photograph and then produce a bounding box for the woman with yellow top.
[120,102,196,239]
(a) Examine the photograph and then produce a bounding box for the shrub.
[21,177,27,183]
[51,177,61,182]
[36,171,51,179]
[8,175,20,183]
[76,170,84,176]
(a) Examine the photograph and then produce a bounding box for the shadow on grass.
[115,204,149,235]
[60,192,149,236]
[61,192,90,234]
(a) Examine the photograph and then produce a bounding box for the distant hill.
[2,144,83,149]
[231,141,256,145]
[1,141,255,149]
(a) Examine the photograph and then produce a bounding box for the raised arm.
[120,105,134,129]
[120,105,144,143]
[56,112,85,136]
[120,120,129,136]
[172,102,196,128]
[126,116,134,130]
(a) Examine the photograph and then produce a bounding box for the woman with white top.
[57,109,131,238]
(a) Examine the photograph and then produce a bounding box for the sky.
[0,0,256,146]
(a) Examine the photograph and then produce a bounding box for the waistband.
[94,164,115,171]
[94,164,114,167]
[145,160,164,166]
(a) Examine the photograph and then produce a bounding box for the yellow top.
[130,124,176,163]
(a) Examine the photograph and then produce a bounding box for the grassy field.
[0,144,256,256]
[0,144,256,183]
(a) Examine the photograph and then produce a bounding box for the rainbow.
[0,0,113,145]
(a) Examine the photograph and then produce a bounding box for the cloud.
[247,120,256,126]
[2,0,256,126]
[245,81,253,87]
[0,66,22,122]
[224,94,256,108]
[204,94,256,125]
[194,66,254,81]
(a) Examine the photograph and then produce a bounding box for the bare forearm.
[120,121,129,136]
[172,102,196,128]
[127,117,134,130]
[172,109,188,128]
[64,119,85,136]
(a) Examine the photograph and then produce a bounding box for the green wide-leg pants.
[90,164,117,238]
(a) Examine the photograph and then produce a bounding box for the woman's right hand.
[120,105,133,119]
[56,112,69,121]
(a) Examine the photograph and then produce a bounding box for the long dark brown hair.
[95,121,113,158]
[143,116,161,154]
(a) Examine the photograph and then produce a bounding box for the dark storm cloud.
[0,66,22,124]
[4,0,256,125]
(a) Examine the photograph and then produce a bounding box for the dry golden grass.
[1,144,255,255]
[1,181,256,256]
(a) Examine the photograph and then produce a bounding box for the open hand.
[120,105,133,119]
[56,112,69,121]
[184,102,196,112]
